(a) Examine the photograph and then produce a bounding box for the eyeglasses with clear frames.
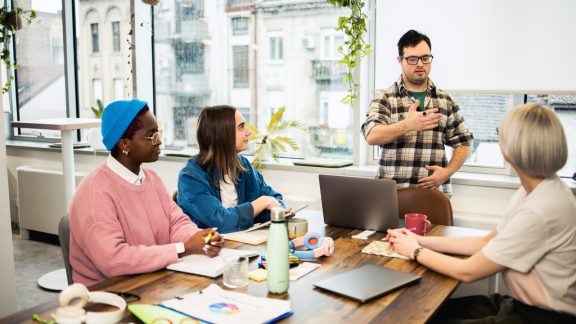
[140,131,162,145]
[401,55,434,65]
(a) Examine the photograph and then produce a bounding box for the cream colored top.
[483,176,576,315]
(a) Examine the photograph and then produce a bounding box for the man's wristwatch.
[413,247,424,262]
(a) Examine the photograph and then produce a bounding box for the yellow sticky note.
[248,268,267,282]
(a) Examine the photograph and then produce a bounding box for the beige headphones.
[51,283,126,324]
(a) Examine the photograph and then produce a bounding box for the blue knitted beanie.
[101,99,148,151]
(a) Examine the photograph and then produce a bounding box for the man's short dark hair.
[397,29,431,57]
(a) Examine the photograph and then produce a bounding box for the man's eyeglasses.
[140,131,162,145]
[401,55,434,65]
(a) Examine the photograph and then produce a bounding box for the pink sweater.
[69,163,200,286]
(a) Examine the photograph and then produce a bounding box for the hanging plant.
[0,7,36,93]
[326,0,371,105]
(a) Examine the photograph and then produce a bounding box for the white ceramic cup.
[287,218,308,239]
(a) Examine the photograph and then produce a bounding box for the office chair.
[397,188,453,226]
[58,214,73,285]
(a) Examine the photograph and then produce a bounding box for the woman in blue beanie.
[177,105,292,233]
[69,99,223,286]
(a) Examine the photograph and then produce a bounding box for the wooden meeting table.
[2,210,488,323]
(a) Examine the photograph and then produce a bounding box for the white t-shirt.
[483,176,576,315]
[220,176,239,208]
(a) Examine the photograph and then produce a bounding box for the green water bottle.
[267,207,289,293]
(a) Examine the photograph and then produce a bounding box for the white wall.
[375,0,576,92]
[0,102,17,317]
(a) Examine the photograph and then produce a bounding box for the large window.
[12,0,66,138]
[153,1,353,159]
[8,0,575,179]
[76,0,130,124]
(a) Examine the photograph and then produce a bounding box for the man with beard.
[362,29,473,197]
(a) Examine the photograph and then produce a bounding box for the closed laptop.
[313,263,421,303]
[319,174,399,232]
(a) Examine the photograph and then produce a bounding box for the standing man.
[362,29,473,196]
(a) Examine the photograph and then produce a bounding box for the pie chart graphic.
[208,303,240,315]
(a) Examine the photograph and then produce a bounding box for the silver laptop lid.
[313,263,421,303]
[319,174,399,232]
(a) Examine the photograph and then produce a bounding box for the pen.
[204,232,213,244]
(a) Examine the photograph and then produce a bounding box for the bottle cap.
[270,207,285,221]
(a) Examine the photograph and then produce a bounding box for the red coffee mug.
[405,213,432,235]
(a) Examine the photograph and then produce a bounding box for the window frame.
[90,22,100,54]
[111,21,121,53]
[267,30,284,64]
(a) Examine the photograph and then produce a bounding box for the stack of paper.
[166,248,259,277]
[161,284,292,323]
[361,241,410,259]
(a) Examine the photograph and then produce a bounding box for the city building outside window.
[232,17,249,36]
[112,21,121,52]
[8,1,574,178]
[233,45,249,88]
[90,23,99,54]
[268,31,283,63]
[11,0,66,138]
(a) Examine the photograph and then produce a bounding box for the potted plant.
[0,6,36,93]
[247,107,306,170]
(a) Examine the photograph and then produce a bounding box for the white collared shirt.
[106,155,146,185]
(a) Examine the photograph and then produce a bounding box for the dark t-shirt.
[409,91,426,111]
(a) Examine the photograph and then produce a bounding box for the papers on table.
[361,241,410,259]
[166,248,259,278]
[160,284,292,324]
[222,221,271,245]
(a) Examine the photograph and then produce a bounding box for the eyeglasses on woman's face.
[140,131,162,145]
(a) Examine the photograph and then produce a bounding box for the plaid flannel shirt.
[362,76,473,196]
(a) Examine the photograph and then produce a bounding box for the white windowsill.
[5,140,576,193]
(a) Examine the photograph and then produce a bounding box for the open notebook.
[166,248,259,278]
[222,221,271,245]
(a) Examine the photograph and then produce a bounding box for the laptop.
[319,174,399,232]
[313,263,421,303]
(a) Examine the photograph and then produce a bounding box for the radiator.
[17,166,85,238]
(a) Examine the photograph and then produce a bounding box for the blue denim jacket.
[177,155,285,233]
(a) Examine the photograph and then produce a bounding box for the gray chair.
[58,215,73,285]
